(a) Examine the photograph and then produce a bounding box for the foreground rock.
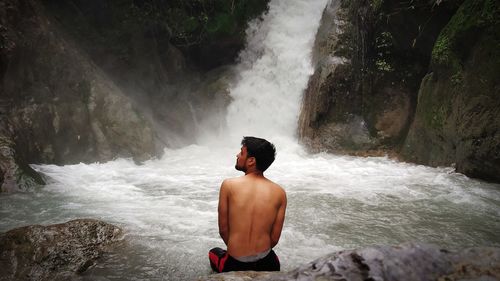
[0,219,122,281]
[198,243,500,281]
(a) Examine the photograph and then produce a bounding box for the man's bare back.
[209,137,286,273]
[219,174,286,258]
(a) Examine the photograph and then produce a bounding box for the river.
[1,0,499,280]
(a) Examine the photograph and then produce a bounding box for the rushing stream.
[1,0,500,280]
[1,143,500,280]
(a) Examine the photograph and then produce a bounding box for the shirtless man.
[209,136,287,272]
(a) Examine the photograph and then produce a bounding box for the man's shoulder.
[221,176,245,188]
[265,178,285,193]
[222,176,243,184]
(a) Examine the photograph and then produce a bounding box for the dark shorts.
[208,247,280,273]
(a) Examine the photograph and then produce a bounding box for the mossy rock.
[403,0,500,182]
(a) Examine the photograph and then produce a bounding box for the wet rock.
[197,243,500,281]
[0,138,44,193]
[402,0,500,182]
[299,0,378,154]
[0,117,44,192]
[299,0,460,156]
[0,0,156,178]
[0,219,123,281]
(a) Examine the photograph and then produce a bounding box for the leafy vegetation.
[431,0,499,73]
[128,0,269,46]
[42,0,269,63]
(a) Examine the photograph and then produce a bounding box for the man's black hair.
[241,136,276,172]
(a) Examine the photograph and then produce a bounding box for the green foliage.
[374,31,395,72]
[431,0,499,73]
[131,0,269,46]
[450,71,463,86]
[432,35,451,65]
[375,59,393,72]
[371,0,384,11]
[42,0,269,53]
[418,75,450,130]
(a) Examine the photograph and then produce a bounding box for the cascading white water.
[224,0,326,141]
[1,1,500,280]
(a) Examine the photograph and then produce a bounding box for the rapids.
[1,143,499,280]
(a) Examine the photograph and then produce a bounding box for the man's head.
[235,136,276,173]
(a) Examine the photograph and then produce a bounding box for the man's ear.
[247,157,256,167]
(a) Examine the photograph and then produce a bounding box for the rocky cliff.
[40,0,268,147]
[299,0,499,181]
[0,0,269,192]
[402,0,500,182]
[1,0,156,192]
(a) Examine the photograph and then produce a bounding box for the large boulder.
[0,118,44,192]
[298,0,375,153]
[0,219,123,281]
[402,0,500,181]
[197,243,500,281]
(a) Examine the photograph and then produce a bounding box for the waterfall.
[224,0,328,142]
[3,1,499,281]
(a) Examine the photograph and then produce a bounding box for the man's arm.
[218,180,230,245]
[270,190,287,248]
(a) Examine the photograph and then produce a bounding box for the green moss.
[432,35,451,65]
[157,0,269,45]
[371,0,384,12]
[207,13,234,35]
[375,58,393,72]
[450,71,463,86]
[417,74,451,130]
[431,0,499,74]
[373,31,395,72]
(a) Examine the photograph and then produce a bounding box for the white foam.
[223,0,328,142]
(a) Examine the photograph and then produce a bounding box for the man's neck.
[245,170,264,177]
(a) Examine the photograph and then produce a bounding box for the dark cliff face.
[300,0,499,182]
[0,0,154,191]
[402,0,500,182]
[39,0,269,147]
[300,0,461,154]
